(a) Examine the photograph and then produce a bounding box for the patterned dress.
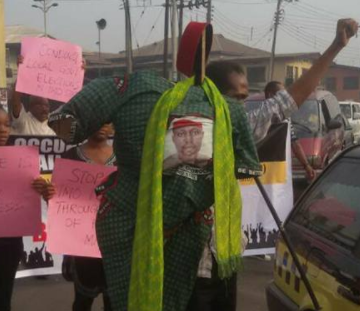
[49,71,262,311]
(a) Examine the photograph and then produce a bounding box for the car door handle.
[338,285,360,305]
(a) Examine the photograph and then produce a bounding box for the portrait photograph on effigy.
[163,116,214,171]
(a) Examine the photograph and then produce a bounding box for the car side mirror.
[327,119,342,130]
[354,112,360,120]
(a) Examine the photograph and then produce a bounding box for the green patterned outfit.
[49,71,262,311]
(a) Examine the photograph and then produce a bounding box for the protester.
[48,18,358,311]
[187,18,358,311]
[0,106,48,311]
[9,56,85,136]
[264,81,316,181]
[41,124,115,311]
[9,68,55,135]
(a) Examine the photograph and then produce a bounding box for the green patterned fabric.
[128,77,242,311]
[128,81,191,311]
[49,71,262,311]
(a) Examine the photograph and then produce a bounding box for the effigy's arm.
[48,77,123,143]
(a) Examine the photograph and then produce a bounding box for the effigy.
[49,22,261,311]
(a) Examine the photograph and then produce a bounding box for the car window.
[324,95,341,119]
[353,104,360,120]
[292,159,360,258]
[321,99,331,122]
[341,114,352,130]
[291,100,319,132]
[340,104,352,119]
[353,104,360,114]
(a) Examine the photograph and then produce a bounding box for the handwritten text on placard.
[47,159,116,258]
[16,37,84,103]
[0,146,41,237]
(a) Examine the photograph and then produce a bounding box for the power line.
[212,16,249,38]
[141,7,164,47]
[284,20,360,55]
[290,2,338,21]
[214,8,251,31]
[285,14,335,27]
[55,0,118,2]
[194,7,270,44]
[212,0,277,5]
[131,18,141,49]
[251,28,272,48]
[300,1,343,19]
[212,7,273,41]
[134,6,148,31]
[281,23,360,61]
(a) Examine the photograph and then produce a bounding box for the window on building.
[6,68,12,78]
[343,77,359,90]
[247,66,266,84]
[325,77,337,91]
[286,66,294,78]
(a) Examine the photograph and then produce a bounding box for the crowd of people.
[0,17,358,311]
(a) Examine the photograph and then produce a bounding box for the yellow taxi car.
[266,145,360,311]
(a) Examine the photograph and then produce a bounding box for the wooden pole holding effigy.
[0,0,6,89]
[194,30,206,85]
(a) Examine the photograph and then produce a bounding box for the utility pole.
[178,0,184,46]
[206,0,212,23]
[269,0,296,81]
[96,19,106,77]
[163,0,170,79]
[269,0,282,81]
[124,0,133,74]
[98,27,101,59]
[43,1,47,36]
[32,0,59,37]
[0,0,6,109]
[171,0,178,81]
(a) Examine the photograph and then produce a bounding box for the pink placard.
[16,37,84,103]
[47,159,116,258]
[0,146,41,237]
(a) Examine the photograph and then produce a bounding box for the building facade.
[324,64,360,102]
[7,25,359,102]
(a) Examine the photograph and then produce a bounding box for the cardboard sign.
[16,37,84,103]
[47,159,116,258]
[0,146,41,237]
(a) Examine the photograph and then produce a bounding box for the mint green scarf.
[128,77,242,311]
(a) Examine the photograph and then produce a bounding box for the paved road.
[12,257,273,311]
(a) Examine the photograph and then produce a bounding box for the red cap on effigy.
[172,119,203,129]
[177,22,213,77]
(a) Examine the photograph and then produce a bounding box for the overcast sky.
[4,0,360,66]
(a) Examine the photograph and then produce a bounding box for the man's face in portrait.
[172,120,204,164]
